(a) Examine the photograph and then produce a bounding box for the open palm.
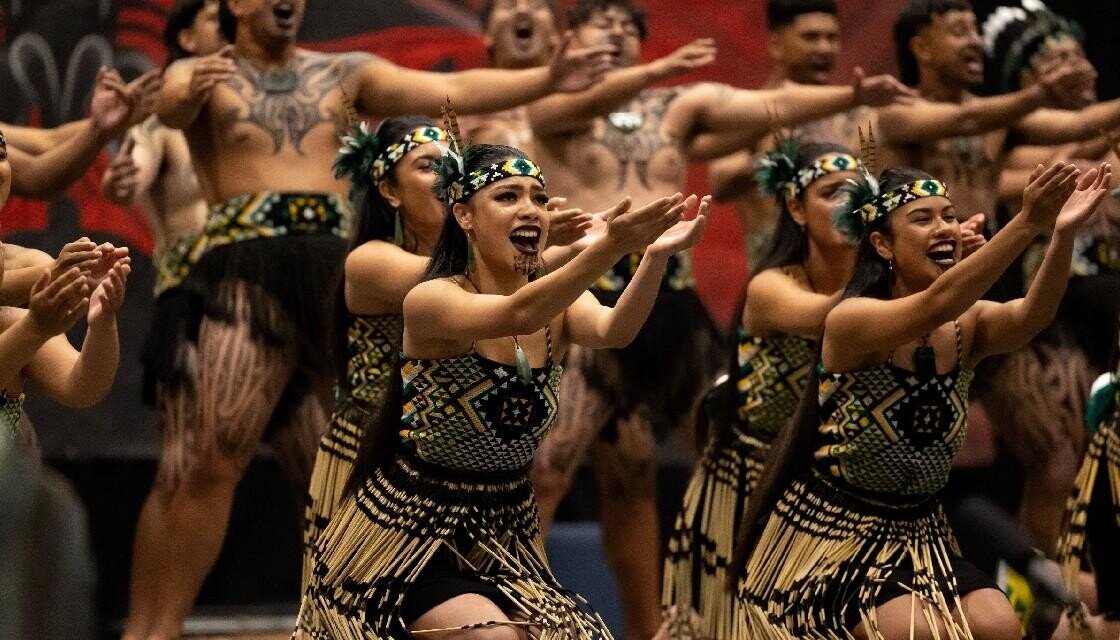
[1056,163,1112,233]
[649,195,710,255]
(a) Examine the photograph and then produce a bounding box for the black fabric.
[139,286,203,407]
[1087,444,1120,618]
[584,288,723,440]
[399,547,514,625]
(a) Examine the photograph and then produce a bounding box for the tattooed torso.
[539,87,688,212]
[189,49,372,202]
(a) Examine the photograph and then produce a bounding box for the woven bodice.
[1,393,26,444]
[737,326,815,440]
[341,314,403,409]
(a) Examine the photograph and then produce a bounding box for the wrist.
[19,314,57,341]
[647,59,670,83]
[642,246,673,262]
[1029,83,1052,109]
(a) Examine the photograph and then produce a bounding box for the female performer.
[735,158,1110,639]
[301,114,451,587]
[298,134,707,638]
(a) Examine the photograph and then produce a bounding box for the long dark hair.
[422,144,532,282]
[729,166,937,583]
[705,142,854,449]
[344,142,531,492]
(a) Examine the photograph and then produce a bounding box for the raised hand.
[651,38,717,80]
[545,197,594,248]
[102,137,139,204]
[960,213,987,257]
[548,32,615,93]
[125,69,163,127]
[86,243,131,288]
[88,258,131,327]
[51,238,101,282]
[27,267,90,337]
[648,194,710,256]
[605,193,692,254]
[90,67,136,141]
[852,66,916,107]
[1037,58,1097,109]
[188,44,237,102]
[1056,162,1112,233]
[1021,162,1081,231]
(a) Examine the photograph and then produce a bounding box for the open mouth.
[509,224,541,255]
[960,48,983,75]
[272,2,295,24]
[927,240,957,268]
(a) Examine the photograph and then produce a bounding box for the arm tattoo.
[597,88,681,189]
[222,52,368,155]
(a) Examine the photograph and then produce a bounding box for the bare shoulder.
[345,239,399,272]
[404,277,463,307]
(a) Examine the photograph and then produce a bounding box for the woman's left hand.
[87,259,130,327]
[544,197,593,248]
[1056,162,1112,234]
[647,194,709,256]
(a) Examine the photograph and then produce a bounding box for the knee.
[155,448,245,499]
[963,590,1021,640]
[464,626,524,640]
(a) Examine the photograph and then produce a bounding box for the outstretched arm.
[356,35,613,118]
[404,195,686,344]
[821,163,1079,372]
[564,196,708,348]
[8,68,139,200]
[3,121,92,156]
[529,38,716,136]
[969,163,1112,361]
[24,258,128,408]
[1015,98,1120,146]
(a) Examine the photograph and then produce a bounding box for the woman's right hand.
[27,267,90,337]
[1020,161,1080,232]
[603,193,689,255]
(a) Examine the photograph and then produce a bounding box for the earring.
[888,257,895,273]
[466,232,476,274]
[393,209,404,246]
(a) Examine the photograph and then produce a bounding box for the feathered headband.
[431,97,546,205]
[831,123,950,242]
[982,0,1084,94]
[754,106,859,204]
[332,87,449,193]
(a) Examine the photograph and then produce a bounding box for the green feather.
[333,121,379,200]
[831,177,877,243]
[754,137,801,197]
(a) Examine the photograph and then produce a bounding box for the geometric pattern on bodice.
[813,362,974,499]
[344,314,403,408]
[0,393,25,444]
[737,327,815,441]
[398,353,562,473]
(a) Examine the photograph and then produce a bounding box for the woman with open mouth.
[297,129,709,638]
[732,157,1111,639]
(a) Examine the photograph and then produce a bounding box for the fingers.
[547,196,567,211]
[30,268,50,295]
[963,212,985,231]
[217,44,236,59]
[1028,163,1047,184]
[1077,167,1100,190]
[119,136,136,157]
[604,197,633,222]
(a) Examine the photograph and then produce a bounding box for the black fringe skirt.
[584,288,723,440]
[139,193,350,441]
[297,454,613,639]
[737,473,995,639]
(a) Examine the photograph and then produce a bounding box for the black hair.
[478,0,558,31]
[894,0,972,86]
[164,0,212,63]
[767,0,838,32]
[704,142,853,450]
[218,0,236,44]
[729,166,936,584]
[422,143,532,282]
[344,142,530,490]
[567,0,648,41]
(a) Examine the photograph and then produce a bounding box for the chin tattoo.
[515,252,542,275]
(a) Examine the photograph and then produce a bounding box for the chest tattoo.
[596,89,680,189]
